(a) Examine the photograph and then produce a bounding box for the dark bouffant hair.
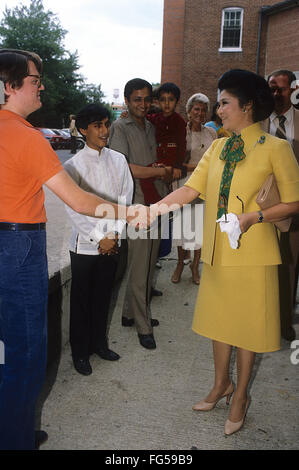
[157,82,181,101]
[124,78,152,101]
[75,104,110,133]
[218,69,275,122]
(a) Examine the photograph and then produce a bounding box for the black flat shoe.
[73,358,92,375]
[281,326,296,342]
[35,430,48,449]
[122,316,159,327]
[151,288,163,297]
[122,316,135,327]
[95,347,120,361]
[138,333,156,350]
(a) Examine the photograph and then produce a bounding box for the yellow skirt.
[192,227,281,353]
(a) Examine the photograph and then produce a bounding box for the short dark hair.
[75,104,111,133]
[157,82,181,101]
[267,69,297,87]
[0,49,42,92]
[124,78,152,101]
[210,102,221,123]
[218,69,275,122]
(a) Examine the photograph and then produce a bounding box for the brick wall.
[162,0,278,118]
[264,7,299,76]
[180,0,281,117]
[161,0,186,90]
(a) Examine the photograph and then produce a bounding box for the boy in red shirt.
[140,82,187,205]
[148,82,186,179]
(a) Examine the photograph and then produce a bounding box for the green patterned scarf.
[217,133,246,219]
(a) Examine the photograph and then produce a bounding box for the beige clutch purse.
[256,174,291,232]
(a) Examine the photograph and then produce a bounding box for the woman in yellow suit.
[151,69,299,435]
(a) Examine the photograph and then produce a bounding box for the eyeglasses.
[269,86,289,95]
[26,74,42,87]
[236,195,244,213]
[220,194,244,223]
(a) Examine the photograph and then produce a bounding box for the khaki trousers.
[122,235,161,335]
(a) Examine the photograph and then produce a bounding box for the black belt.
[0,222,46,231]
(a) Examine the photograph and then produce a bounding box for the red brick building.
[259,1,299,77]
[161,0,299,117]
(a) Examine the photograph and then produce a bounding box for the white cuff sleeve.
[88,226,106,246]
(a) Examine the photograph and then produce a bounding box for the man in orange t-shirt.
[0,49,144,451]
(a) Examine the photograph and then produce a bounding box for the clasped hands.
[152,163,181,182]
[98,232,119,255]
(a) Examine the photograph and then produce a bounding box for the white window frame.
[219,7,244,52]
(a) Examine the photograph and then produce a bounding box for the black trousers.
[70,251,119,359]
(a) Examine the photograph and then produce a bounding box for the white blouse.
[187,124,217,167]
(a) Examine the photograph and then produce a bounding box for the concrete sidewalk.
[38,249,299,450]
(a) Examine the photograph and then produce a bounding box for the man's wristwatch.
[258,210,264,223]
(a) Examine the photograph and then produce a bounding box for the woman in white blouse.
[171,93,216,284]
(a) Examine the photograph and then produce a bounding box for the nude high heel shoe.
[171,262,184,283]
[192,382,234,411]
[189,263,200,285]
[224,398,250,436]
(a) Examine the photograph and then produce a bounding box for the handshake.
[94,202,173,231]
[126,203,160,229]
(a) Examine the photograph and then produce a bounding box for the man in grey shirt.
[109,78,172,349]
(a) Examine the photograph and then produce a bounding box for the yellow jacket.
[185,123,299,266]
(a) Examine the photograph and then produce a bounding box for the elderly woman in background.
[171,93,216,284]
[152,69,299,435]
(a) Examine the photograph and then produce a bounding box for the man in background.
[265,70,299,341]
[109,78,172,350]
[69,113,78,154]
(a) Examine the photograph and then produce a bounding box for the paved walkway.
[39,150,299,450]
[38,254,299,451]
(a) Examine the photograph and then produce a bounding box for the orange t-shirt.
[0,110,63,223]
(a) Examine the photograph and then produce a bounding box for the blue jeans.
[0,230,48,450]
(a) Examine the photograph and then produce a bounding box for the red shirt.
[147,112,187,168]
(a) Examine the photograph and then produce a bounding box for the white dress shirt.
[64,144,133,255]
[269,106,294,145]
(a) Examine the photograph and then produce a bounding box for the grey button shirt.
[109,113,167,204]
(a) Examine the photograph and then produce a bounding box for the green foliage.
[0,0,106,127]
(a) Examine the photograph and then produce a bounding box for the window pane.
[222,9,242,48]
[223,28,241,47]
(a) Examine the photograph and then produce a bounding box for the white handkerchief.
[216,213,242,249]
